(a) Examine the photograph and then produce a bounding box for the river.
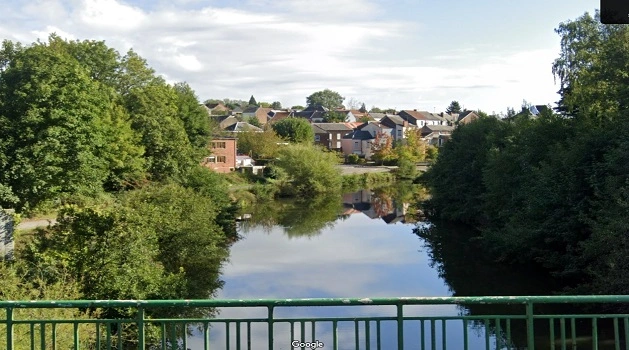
[185,186,507,349]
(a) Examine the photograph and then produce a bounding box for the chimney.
[403,120,408,128]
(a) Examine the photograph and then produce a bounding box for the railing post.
[137,306,145,350]
[268,305,274,350]
[526,301,535,350]
[6,307,13,350]
[396,303,404,350]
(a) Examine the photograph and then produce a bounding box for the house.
[529,105,550,116]
[333,109,370,122]
[231,106,244,116]
[367,112,387,121]
[203,102,231,115]
[224,122,263,133]
[210,115,239,129]
[421,125,455,147]
[294,104,328,122]
[341,122,392,159]
[311,123,353,150]
[242,106,272,125]
[398,110,447,127]
[343,122,365,130]
[455,110,481,125]
[267,110,294,124]
[379,115,410,141]
[236,155,255,167]
[202,137,237,173]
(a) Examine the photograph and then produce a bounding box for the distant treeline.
[423,11,629,294]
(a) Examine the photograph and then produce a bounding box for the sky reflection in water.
[184,208,494,349]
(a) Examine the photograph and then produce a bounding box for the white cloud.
[0,0,562,114]
[174,53,203,71]
[31,25,76,40]
[77,0,146,31]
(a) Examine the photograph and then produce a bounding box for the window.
[217,156,227,163]
[315,135,321,142]
[336,141,341,148]
[206,156,216,163]
[211,141,226,149]
[397,129,402,138]
[353,141,360,151]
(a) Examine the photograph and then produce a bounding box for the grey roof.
[295,110,325,120]
[380,115,405,127]
[225,122,263,132]
[368,112,387,120]
[417,111,445,121]
[311,123,353,132]
[303,104,329,112]
[342,130,375,140]
[422,125,455,132]
[242,106,259,114]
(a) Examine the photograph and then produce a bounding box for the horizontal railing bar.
[3,295,629,308]
[7,314,629,326]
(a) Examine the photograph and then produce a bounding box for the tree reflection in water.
[240,182,428,238]
[415,220,624,349]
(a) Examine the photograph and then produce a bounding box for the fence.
[2,296,629,349]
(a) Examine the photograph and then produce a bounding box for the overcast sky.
[1,0,599,114]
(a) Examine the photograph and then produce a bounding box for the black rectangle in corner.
[601,0,629,24]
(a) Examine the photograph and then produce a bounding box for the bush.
[273,144,342,196]
[347,154,360,164]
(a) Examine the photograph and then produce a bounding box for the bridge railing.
[2,296,629,349]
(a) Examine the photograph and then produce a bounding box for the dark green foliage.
[248,95,258,106]
[445,101,462,114]
[423,116,512,225]
[347,154,360,164]
[323,110,347,122]
[271,117,314,143]
[425,97,629,293]
[306,89,344,110]
[270,101,282,109]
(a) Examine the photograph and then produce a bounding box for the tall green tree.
[552,10,629,122]
[237,130,282,159]
[0,41,114,210]
[271,118,314,143]
[173,82,211,152]
[124,82,196,182]
[306,89,345,110]
[446,101,462,114]
[270,101,282,109]
[248,95,258,106]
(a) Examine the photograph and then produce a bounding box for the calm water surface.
[188,188,498,349]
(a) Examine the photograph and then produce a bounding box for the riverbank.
[337,163,430,175]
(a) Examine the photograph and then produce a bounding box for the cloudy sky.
[1,0,599,114]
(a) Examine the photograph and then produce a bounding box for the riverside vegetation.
[0,35,413,347]
[420,11,629,296]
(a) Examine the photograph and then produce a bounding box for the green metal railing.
[2,296,629,349]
